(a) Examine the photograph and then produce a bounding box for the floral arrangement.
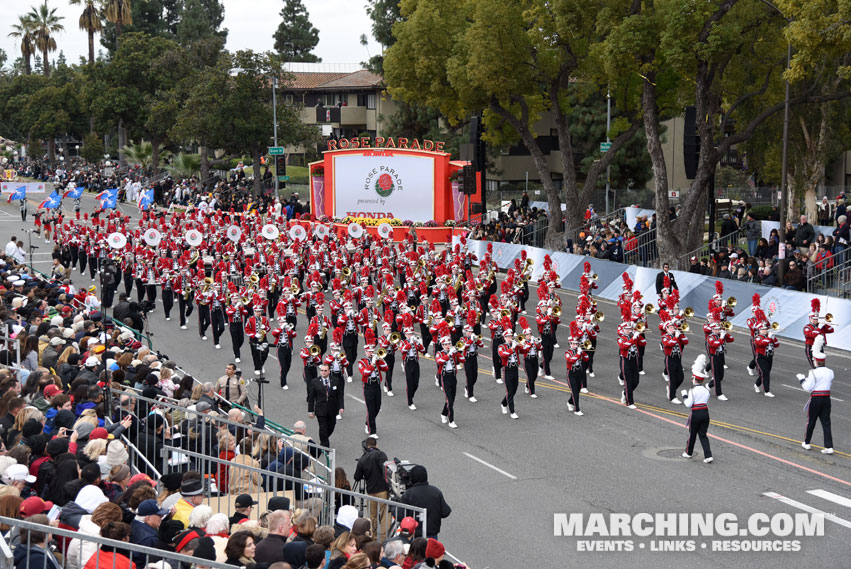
[401,219,414,226]
[310,164,324,177]
[423,220,438,227]
[449,170,464,181]
[318,215,333,223]
[444,220,456,227]
[341,216,398,227]
[412,221,424,227]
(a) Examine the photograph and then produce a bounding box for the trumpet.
[823,313,835,323]
[309,344,322,356]
[594,311,605,322]
[770,322,780,330]
[634,322,646,333]
[722,321,733,330]
[726,296,737,308]
[455,340,466,351]
[591,273,598,281]
[679,322,690,332]
[516,334,526,344]
[644,304,656,315]
[683,307,695,318]
[375,347,388,359]
[581,340,595,351]
[389,332,401,345]
[552,305,562,317]
[500,309,511,318]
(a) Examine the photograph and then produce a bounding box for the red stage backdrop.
[309,137,476,223]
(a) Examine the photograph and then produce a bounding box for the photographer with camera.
[397,465,451,540]
[353,436,389,540]
[215,363,248,406]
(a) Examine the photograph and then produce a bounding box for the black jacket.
[655,270,678,296]
[307,375,344,416]
[354,447,389,494]
[398,466,451,537]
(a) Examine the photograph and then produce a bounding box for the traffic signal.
[275,155,287,178]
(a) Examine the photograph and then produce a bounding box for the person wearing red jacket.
[175,269,193,329]
[435,336,465,428]
[803,299,834,369]
[160,268,175,321]
[661,319,688,404]
[225,297,248,363]
[244,305,270,376]
[617,317,645,409]
[706,320,733,400]
[337,303,361,378]
[536,308,559,379]
[324,328,349,418]
[497,329,523,419]
[746,294,767,377]
[359,339,388,437]
[399,326,425,409]
[460,322,484,402]
[564,325,589,416]
[578,313,599,384]
[377,321,398,397]
[518,318,542,398]
[488,309,507,383]
[754,322,780,397]
[275,288,300,329]
[270,317,297,390]
[209,282,227,349]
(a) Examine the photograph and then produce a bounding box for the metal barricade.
[675,229,741,270]
[0,515,235,569]
[112,389,334,484]
[0,334,21,370]
[163,447,427,541]
[806,254,851,297]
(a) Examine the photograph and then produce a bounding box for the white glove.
[796,373,805,381]
[680,390,688,398]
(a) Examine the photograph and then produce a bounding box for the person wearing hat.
[497,328,523,419]
[229,494,257,526]
[3,463,37,495]
[173,478,205,530]
[564,324,589,416]
[682,354,713,463]
[661,318,688,405]
[359,336,388,438]
[130,499,168,566]
[616,313,644,410]
[424,538,446,566]
[385,516,417,547]
[397,466,451,540]
[435,336,464,429]
[19,496,54,518]
[753,320,780,397]
[798,335,834,454]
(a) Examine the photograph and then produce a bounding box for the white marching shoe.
[639,370,646,375]
[464,388,468,398]
[235,357,240,363]
[620,393,626,404]
[703,457,714,463]
[801,442,812,450]
[510,412,519,419]
[754,384,760,393]
[588,372,595,378]
[670,398,682,405]
[496,378,504,384]
[574,411,584,416]
[723,364,729,369]
[628,404,637,410]
[580,388,588,394]
[441,415,448,424]
[215,344,221,349]
[717,394,728,401]
[201,335,208,341]
[347,377,352,382]
[618,377,624,386]
[567,402,574,411]
[448,421,458,429]
[747,366,754,376]
[764,392,775,398]
[409,404,417,410]
[180,325,187,329]
[662,374,669,383]
[524,386,529,394]
[682,452,693,459]
[387,391,394,397]
[501,404,508,415]
[336,414,342,420]
[822,448,834,454]
[383,384,388,393]
[530,393,538,398]
[282,385,289,390]
[469,396,477,403]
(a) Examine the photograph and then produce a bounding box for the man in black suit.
[307,363,344,447]
[655,263,679,297]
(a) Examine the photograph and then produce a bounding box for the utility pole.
[273,76,279,198]
[778,43,792,285]
[606,89,611,218]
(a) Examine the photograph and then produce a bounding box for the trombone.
[683,307,695,318]
[679,322,690,333]
[722,321,733,331]
[581,340,595,351]
[634,322,646,333]
[552,305,562,317]
[375,347,388,359]
[644,303,656,315]
[309,344,322,357]
[455,339,466,351]
[389,332,402,345]
[726,297,737,308]
[593,311,605,322]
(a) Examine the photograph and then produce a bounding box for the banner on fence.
[0,182,49,195]
[454,237,851,351]
[625,207,656,231]
[760,221,836,241]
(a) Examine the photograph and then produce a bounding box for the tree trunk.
[43,49,50,77]
[24,54,31,75]
[88,30,95,66]
[643,76,678,265]
[199,146,210,186]
[117,121,127,168]
[47,138,55,164]
[252,149,263,196]
[151,135,160,174]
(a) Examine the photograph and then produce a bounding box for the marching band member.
[134,256,147,303]
[435,332,465,428]
[797,335,834,454]
[455,317,481,405]
[565,322,589,416]
[176,268,193,329]
[617,304,644,409]
[244,304,270,376]
[338,298,361,379]
[399,319,425,410]
[746,294,766,377]
[753,320,780,397]
[275,283,301,329]
[518,317,542,398]
[210,283,226,349]
[300,324,322,396]
[488,304,507,384]
[803,299,834,368]
[536,296,559,380]
[324,328,349,418]
[309,299,331,356]
[705,308,733,400]
[682,354,713,463]
[377,318,397,397]
[498,329,522,419]
[271,316,297,390]
[359,330,388,437]
[160,268,174,321]
[225,291,248,362]
[661,316,688,404]
[630,291,647,375]
[195,280,213,341]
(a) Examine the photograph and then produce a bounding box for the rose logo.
[375,173,394,197]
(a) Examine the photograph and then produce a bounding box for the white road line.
[807,489,851,509]
[347,394,365,404]
[763,491,851,529]
[462,451,518,480]
[779,383,844,402]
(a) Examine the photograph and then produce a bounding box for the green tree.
[80,131,105,163]
[166,152,200,177]
[363,0,401,73]
[8,15,37,75]
[176,0,227,46]
[28,1,65,78]
[103,0,133,44]
[69,0,103,66]
[274,0,321,62]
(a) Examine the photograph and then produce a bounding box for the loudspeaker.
[470,115,485,172]
[462,165,476,195]
[683,106,700,180]
[471,202,484,214]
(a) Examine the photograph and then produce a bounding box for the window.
[283,93,295,105]
[367,93,376,109]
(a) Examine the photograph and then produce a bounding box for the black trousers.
[524,356,539,394]
[316,414,336,448]
[79,252,87,274]
[541,337,554,376]
[364,381,382,435]
[805,396,833,448]
[404,359,420,405]
[135,278,146,303]
[568,370,583,411]
[123,271,133,296]
[70,246,79,269]
[583,337,597,379]
[197,305,211,337]
[665,354,684,400]
[685,408,712,458]
[88,256,97,279]
[620,356,639,405]
[162,288,174,319]
[249,339,269,372]
[178,295,191,326]
[464,356,477,398]
[748,337,757,370]
[440,372,457,422]
[145,284,157,305]
[755,354,773,393]
[343,335,358,377]
[384,353,395,391]
[230,324,244,360]
[492,338,504,380]
[709,352,725,395]
[420,324,432,353]
[637,334,646,372]
[501,365,519,413]
[211,309,225,344]
[805,344,815,369]
[277,344,292,386]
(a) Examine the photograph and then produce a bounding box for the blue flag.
[137,189,154,211]
[38,192,61,210]
[6,186,26,203]
[64,186,84,199]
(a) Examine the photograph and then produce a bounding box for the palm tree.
[121,140,153,169]
[166,152,201,178]
[27,1,65,77]
[104,0,132,39]
[8,15,36,75]
[69,0,102,66]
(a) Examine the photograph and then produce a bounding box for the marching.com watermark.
[554,512,826,552]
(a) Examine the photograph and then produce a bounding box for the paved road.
[3,194,850,569]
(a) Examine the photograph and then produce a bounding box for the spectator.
[783,260,805,290]
[254,510,292,564]
[173,478,206,529]
[741,213,761,256]
[225,531,258,568]
[833,215,849,263]
[353,437,389,540]
[229,493,257,526]
[382,540,407,569]
[818,196,832,226]
[13,514,61,569]
[67,502,123,569]
[83,521,134,569]
[230,441,262,496]
[129,499,168,566]
[795,214,815,252]
[719,213,738,245]
[396,466,451,540]
[328,531,357,569]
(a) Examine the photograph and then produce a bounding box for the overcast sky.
[1,0,381,67]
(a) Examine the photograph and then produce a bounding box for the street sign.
[600,142,612,152]
[669,190,679,199]
[277,175,289,182]
[268,147,284,155]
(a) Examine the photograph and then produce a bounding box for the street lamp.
[229,67,279,197]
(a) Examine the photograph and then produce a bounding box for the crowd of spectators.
[469,193,548,246]
[0,249,458,569]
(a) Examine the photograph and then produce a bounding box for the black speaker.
[462,165,476,195]
[683,106,700,180]
[470,115,485,172]
[471,202,484,214]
